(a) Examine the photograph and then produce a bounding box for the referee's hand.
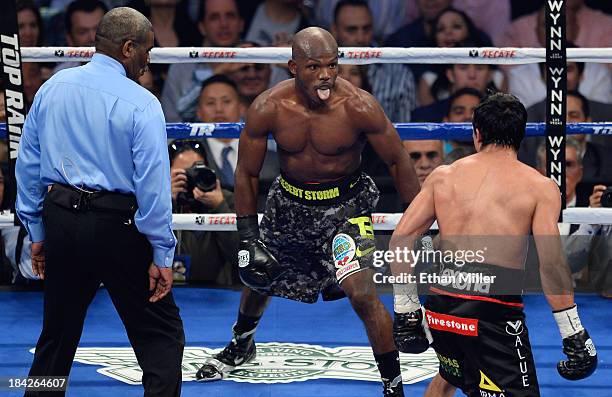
[31,241,45,280]
[148,264,173,303]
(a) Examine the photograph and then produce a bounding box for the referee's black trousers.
[25,194,185,397]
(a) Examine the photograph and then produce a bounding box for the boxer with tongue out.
[195,27,422,396]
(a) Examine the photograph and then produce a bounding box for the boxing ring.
[1,42,612,396]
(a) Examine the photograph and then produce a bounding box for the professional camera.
[601,187,612,208]
[177,161,217,206]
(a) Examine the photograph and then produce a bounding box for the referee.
[15,7,184,397]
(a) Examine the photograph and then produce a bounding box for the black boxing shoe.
[382,375,404,396]
[195,328,256,382]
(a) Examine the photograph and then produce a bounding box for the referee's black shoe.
[195,328,256,381]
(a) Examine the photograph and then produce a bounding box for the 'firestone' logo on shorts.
[426,311,478,336]
[46,343,440,385]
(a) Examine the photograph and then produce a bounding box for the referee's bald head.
[95,7,154,82]
[95,7,152,51]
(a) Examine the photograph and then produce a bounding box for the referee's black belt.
[48,184,138,214]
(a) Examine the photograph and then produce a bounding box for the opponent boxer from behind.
[196,27,424,396]
[391,93,597,396]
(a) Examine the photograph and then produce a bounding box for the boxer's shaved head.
[292,27,338,61]
[289,27,339,108]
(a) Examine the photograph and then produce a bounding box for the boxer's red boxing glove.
[554,305,597,380]
[237,215,285,290]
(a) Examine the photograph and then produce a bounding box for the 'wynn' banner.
[545,0,567,217]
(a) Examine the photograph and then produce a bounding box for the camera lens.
[190,161,217,192]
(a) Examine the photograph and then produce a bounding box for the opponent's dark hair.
[65,0,108,36]
[472,92,527,152]
[568,90,590,119]
[333,0,371,24]
[200,74,238,96]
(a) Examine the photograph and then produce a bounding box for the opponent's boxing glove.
[553,305,597,380]
[237,215,285,290]
[393,307,432,354]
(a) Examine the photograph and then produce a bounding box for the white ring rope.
[1,209,611,231]
[21,47,612,64]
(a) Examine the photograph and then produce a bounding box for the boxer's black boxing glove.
[237,215,285,290]
[554,305,598,380]
[558,329,598,380]
[393,307,432,354]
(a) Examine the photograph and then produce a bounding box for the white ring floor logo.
[31,343,439,385]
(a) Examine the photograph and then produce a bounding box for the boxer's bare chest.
[272,98,361,156]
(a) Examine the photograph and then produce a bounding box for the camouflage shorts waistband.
[278,170,363,206]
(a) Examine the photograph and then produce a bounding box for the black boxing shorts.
[256,170,379,303]
[424,263,540,397]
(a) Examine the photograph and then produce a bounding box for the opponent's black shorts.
[257,170,379,303]
[424,262,540,397]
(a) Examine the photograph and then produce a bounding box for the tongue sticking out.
[317,88,330,101]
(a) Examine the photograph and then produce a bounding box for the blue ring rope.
[1,122,611,140]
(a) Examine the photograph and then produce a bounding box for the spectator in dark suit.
[195,75,279,192]
[527,56,612,123]
[565,185,612,298]
[536,137,588,211]
[522,91,610,179]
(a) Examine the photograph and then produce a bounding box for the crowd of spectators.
[1,0,611,293]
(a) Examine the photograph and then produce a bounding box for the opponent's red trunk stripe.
[429,287,525,308]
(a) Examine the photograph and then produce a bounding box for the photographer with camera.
[565,184,612,298]
[170,140,239,285]
[590,185,612,209]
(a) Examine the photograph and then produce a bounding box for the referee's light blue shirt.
[16,53,176,268]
